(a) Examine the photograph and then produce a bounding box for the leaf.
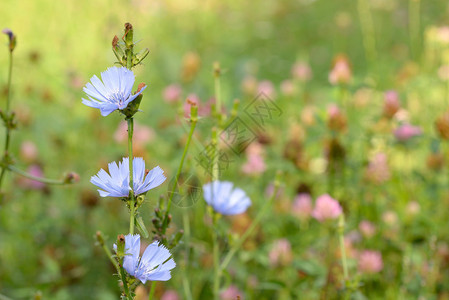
[135,215,149,238]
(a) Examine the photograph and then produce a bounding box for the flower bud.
[123,23,134,47]
[115,234,126,257]
[383,90,400,118]
[436,111,449,140]
[2,28,16,52]
[64,172,80,184]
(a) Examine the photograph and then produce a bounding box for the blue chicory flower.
[91,157,166,197]
[203,181,251,215]
[82,66,146,116]
[114,234,176,283]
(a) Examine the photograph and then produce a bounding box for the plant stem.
[338,214,348,280]
[164,116,197,227]
[0,51,13,190]
[409,0,421,60]
[119,263,133,300]
[212,214,220,300]
[357,0,377,66]
[7,165,67,185]
[148,281,156,300]
[219,174,281,272]
[182,213,193,300]
[127,117,135,235]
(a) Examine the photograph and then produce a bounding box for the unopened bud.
[123,23,134,47]
[112,35,119,49]
[96,231,105,245]
[213,62,221,77]
[436,111,449,140]
[64,172,80,184]
[2,28,16,52]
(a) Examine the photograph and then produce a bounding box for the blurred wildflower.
[359,220,376,238]
[181,52,201,82]
[292,193,313,219]
[291,61,312,82]
[242,142,266,175]
[435,26,449,45]
[269,238,293,267]
[329,55,352,85]
[203,181,251,215]
[383,90,401,119]
[114,234,175,283]
[382,210,398,227]
[327,104,347,132]
[435,111,449,140]
[406,201,420,216]
[257,80,276,99]
[394,124,422,142]
[220,285,243,300]
[114,121,154,155]
[365,153,390,184]
[241,75,258,95]
[161,290,180,300]
[426,152,444,171]
[183,95,200,118]
[438,65,449,81]
[20,141,38,163]
[90,157,166,197]
[280,80,296,97]
[301,106,316,126]
[163,84,182,103]
[358,250,383,274]
[17,164,46,190]
[82,66,146,116]
[312,194,342,222]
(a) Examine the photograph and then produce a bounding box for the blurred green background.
[2,0,449,299]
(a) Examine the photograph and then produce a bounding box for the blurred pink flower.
[291,62,312,82]
[436,26,449,44]
[359,220,376,238]
[20,141,38,163]
[183,94,200,118]
[17,165,46,190]
[280,80,295,97]
[327,104,341,119]
[438,65,449,81]
[382,210,398,226]
[394,124,422,142]
[241,75,258,95]
[114,121,155,146]
[383,90,400,118]
[292,193,313,219]
[257,80,276,99]
[358,250,383,274]
[242,154,266,175]
[406,201,420,216]
[269,238,293,267]
[242,143,266,175]
[220,285,242,300]
[312,194,342,222]
[163,84,182,103]
[329,56,352,85]
[161,290,179,300]
[365,153,390,184]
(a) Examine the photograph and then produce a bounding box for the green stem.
[100,242,120,274]
[148,281,156,300]
[211,128,219,181]
[338,214,349,280]
[127,117,135,235]
[0,51,13,190]
[119,263,133,300]
[219,174,281,272]
[409,0,421,60]
[212,214,220,300]
[214,66,222,118]
[164,117,197,226]
[7,165,67,185]
[182,213,193,300]
[357,0,377,66]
